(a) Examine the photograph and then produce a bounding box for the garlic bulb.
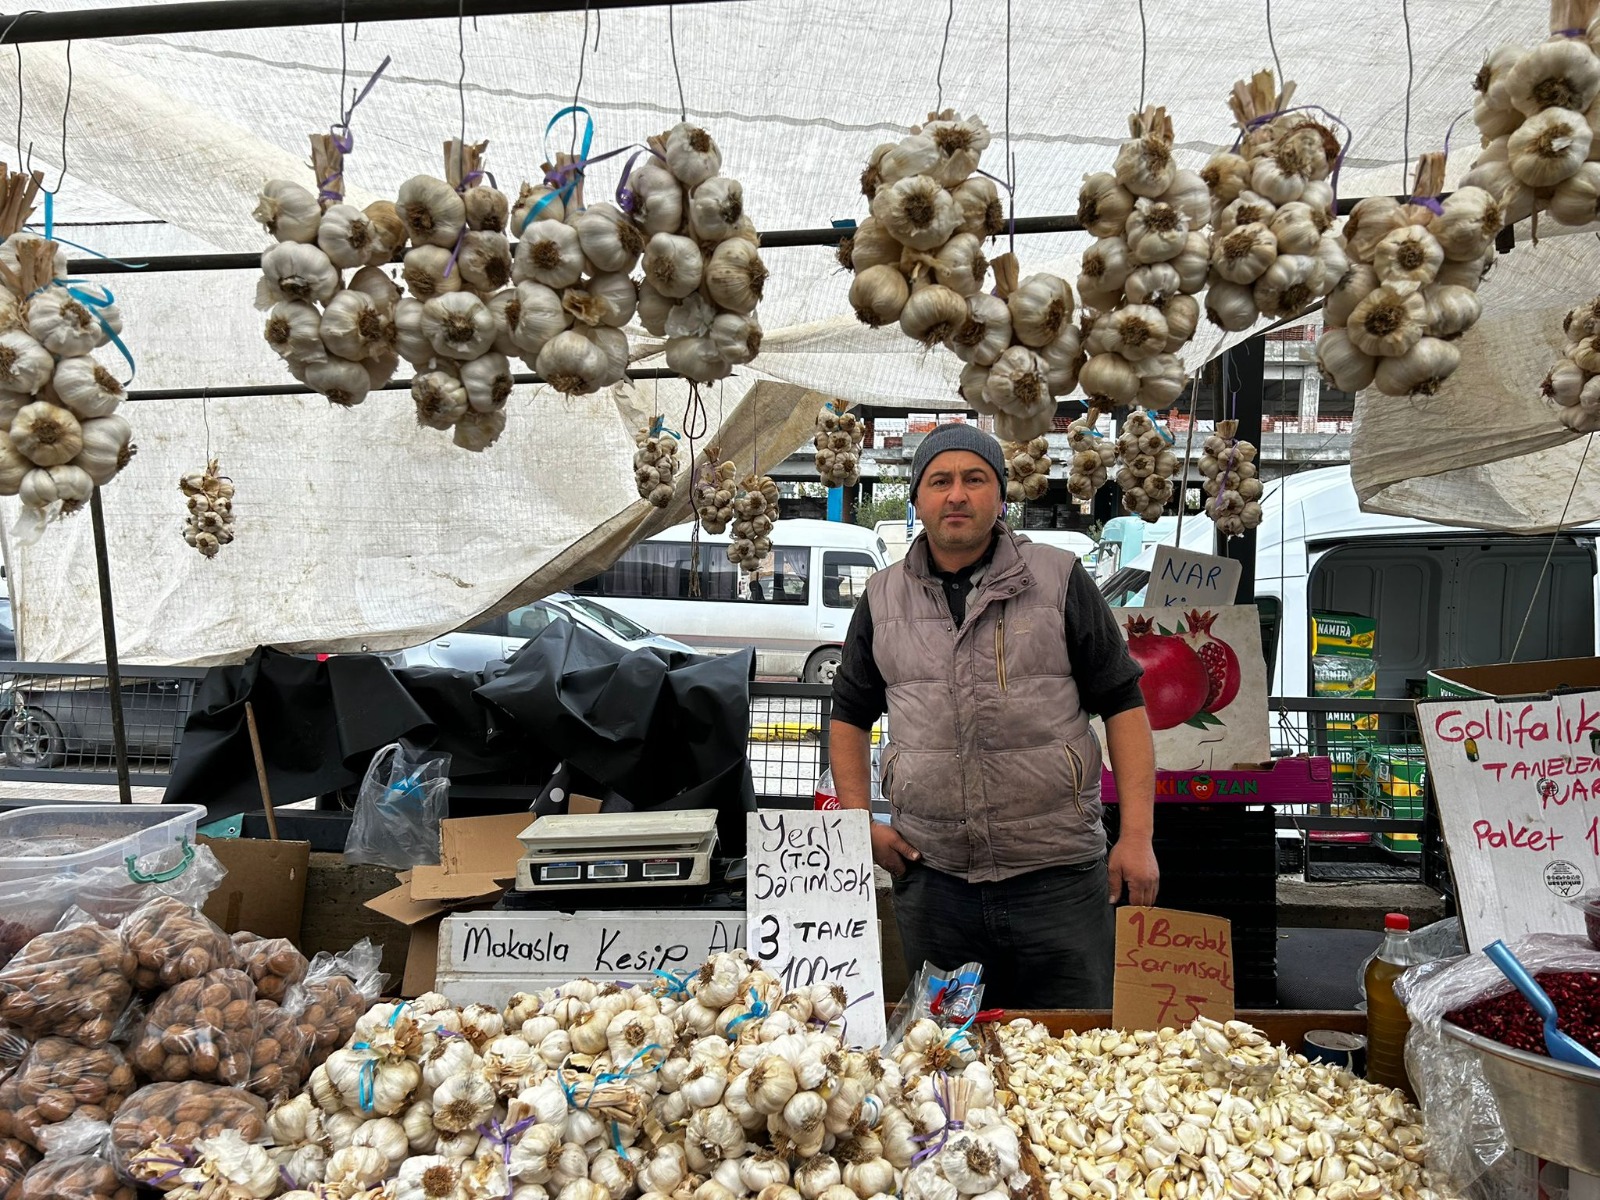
[178,457,232,556]
[728,474,781,572]
[494,281,572,357]
[318,203,389,269]
[1007,275,1074,349]
[303,356,373,408]
[1345,284,1428,359]
[873,175,961,251]
[259,241,340,309]
[1315,327,1377,393]
[899,286,969,348]
[644,233,705,300]
[1372,225,1444,288]
[28,287,106,357]
[422,292,498,360]
[1545,292,1600,431]
[255,179,322,243]
[1509,105,1592,185]
[571,204,646,274]
[703,239,768,315]
[850,265,910,328]
[664,123,723,188]
[457,231,515,294]
[947,293,1013,367]
[689,177,746,243]
[403,244,463,301]
[53,354,126,419]
[1078,173,1135,237]
[454,407,507,452]
[397,175,467,248]
[320,289,396,362]
[413,368,470,431]
[517,220,588,290]
[1373,336,1462,398]
[10,400,82,466]
[694,458,739,535]
[1198,421,1262,536]
[539,329,612,395]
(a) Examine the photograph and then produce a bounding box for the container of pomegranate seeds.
[1569,889,1600,951]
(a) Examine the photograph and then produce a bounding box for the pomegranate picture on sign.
[1123,610,1243,731]
[1182,608,1242,712]
[1123,615,1210,730]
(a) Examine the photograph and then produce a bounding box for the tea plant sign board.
[746,809,886,1047]
[1102,605,1269,770]
[1418,692,1598,947]
[1145,547,1244,610]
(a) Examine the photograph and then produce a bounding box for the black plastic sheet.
[166,630,756,853]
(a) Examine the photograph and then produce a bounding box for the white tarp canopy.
[0,0,1582,663]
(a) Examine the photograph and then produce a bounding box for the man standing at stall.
[829,422,1159,1008]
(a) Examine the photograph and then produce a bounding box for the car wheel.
[804,647,843,686]
[3,709,64,768]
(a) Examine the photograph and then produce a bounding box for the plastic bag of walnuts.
[0,1138,38,1200]
[20,1117,133,1200]
[119,898,238,993]
[109,1083,267,1184]
[0,1039,137,1149]
[300,939,387,1067]
[247,993,313,1102]
[0,910,134,1047]
[127,968,258,1086]
[230,932,308,1005]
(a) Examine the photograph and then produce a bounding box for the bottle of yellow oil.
[1364,912,1416,1096]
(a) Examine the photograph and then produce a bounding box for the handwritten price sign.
[1112,907,1235,1031]
[1420,693,1600,947]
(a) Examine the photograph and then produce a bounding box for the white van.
[1098,466,1600,697]
[571,519,890,682]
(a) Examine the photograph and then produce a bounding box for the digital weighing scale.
[513,809,720,892]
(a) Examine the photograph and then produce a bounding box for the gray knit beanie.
[910,423,1008,501]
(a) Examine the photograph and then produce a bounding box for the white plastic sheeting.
[0,0,1578,662]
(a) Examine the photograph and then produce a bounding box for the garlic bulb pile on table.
[694,455,738,534]
[0,206,135,531]
[628,122,767,385]
[997,1016,1451,1200]
[1076,106,1209,414]
[1541,294,1600,430]
[850,109,1079,442]
[1198,420,1262,535]
[179,460,236,558]
[394,140,519,452]
[1315,154,1493,399]
[1464,21,1600,232]
[1113,411,1180,521]
[1003,437,1052,502]
[256,135,407,409]
[1200,72,1346,334]
[1065,412,1116,502]
[729,474,780,572]
[814,404,864,488]
[633,427,681,508]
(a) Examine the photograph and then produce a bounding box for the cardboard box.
[363,812,529,995]
[1368,746,1427,798]
[199,836,311,942]
[1425,656,1600,698]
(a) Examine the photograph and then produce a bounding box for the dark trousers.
[890,859,1115,1009]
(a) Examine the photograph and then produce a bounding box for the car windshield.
[561,596,652,641]
[1099,567,1150,608]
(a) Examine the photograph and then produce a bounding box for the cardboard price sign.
[1112,907,1235,1031]
[1419,693,1599,946]
[1145,547,1244,609]
[746,809,885,1046]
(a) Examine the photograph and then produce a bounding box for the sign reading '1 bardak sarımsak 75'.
[1419,691,1600,947]
[746,809,886,1046]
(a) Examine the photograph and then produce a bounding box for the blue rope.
[725,988,769,1039]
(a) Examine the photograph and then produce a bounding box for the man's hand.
[871,824,921,877]
[1108,836,1159,906]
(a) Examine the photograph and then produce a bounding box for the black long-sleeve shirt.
[831,555,1145,730]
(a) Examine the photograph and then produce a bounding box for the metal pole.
[1219,335,1265,601]
[62,194,1427,279]
[88,488,133,804]
[126,366,684,402]
[0,0,734,43]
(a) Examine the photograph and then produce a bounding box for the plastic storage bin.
[0,804,206,883]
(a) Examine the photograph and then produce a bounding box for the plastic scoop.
[1482,939,1600,1069]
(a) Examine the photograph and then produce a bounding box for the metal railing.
[0,664,1442,888]
[0,662,207,788]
